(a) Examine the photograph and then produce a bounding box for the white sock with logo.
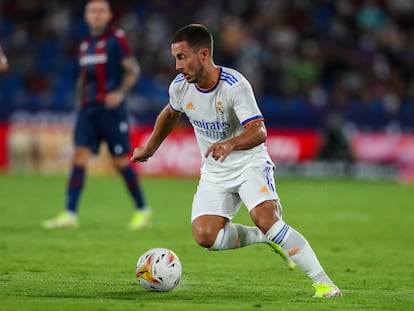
[265,220,334,285]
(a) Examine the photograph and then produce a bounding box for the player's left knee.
[192,226,217,248]
[191,218,224,249]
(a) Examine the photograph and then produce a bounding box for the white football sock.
[234,223,269,246]
[208,223,268,251]
[265,220,334,285]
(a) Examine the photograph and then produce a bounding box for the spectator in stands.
[1,0,414,131]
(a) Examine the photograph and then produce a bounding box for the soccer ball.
[136,248,182,292]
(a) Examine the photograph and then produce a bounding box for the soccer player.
[44,0,150,230]
[0,44,8,73]
[131,24,342,297]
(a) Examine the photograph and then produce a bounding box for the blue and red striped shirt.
[78,27,133,106]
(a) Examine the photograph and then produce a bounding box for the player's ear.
[198,48,209,61]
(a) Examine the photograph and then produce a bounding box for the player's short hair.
[86,0,111,7]
[171,24,213,56]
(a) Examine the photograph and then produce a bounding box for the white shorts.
[191,161,279,222]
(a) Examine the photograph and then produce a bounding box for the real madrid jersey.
[168,66,272,181]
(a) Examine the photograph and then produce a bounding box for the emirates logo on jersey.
[216,101,224,114]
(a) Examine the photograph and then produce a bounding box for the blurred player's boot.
[312,283,342,298]
[129,208,151,230]
[268,241,296,270]
[43,211,79,229]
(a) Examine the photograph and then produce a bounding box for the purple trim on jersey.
[174,74,186,83]
[195,67,222,94]
[241,115,263,126]
[169,103,181,112]
[220,70,239,86]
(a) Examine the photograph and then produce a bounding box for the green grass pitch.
[0,174,413,310]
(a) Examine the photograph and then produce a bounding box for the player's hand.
[205,141,234,163]
[130,146,153,163]
[105,91,125,108]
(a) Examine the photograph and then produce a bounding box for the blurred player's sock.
[129,208,152,230]
[66,165,86,213]
[265,220,335,286]
[43,165,84,229]
[43,211,78,229]
[119,165,146,210]
[208,223,268,250]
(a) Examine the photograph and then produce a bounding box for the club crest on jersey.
[216,101,224,114]
[96,40,106,48]
[80,42,89,52]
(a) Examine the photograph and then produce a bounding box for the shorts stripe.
[264,164,275,192]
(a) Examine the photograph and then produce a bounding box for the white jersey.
[169,66,273,181]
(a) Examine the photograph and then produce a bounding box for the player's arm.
[106,57,140,108]
[118,57,140,95]
[0,47,9,73]
[130,105,182,162]
[205,120,266,162]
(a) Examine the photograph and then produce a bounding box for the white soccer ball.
[136,248,182,292]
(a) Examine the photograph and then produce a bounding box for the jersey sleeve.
[229,79,264,127]
[168,79,183,112]
[114,29,133,58]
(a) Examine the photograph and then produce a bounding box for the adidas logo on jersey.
[186,102,195,110]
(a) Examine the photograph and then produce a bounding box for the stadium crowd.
[0,0,414,132]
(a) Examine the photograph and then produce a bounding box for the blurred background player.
[43,0,150,230]
[131,24,341,298]
[0,44,8,73]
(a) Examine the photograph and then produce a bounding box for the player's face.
[171,41,205,84]
[85,1,112,32]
